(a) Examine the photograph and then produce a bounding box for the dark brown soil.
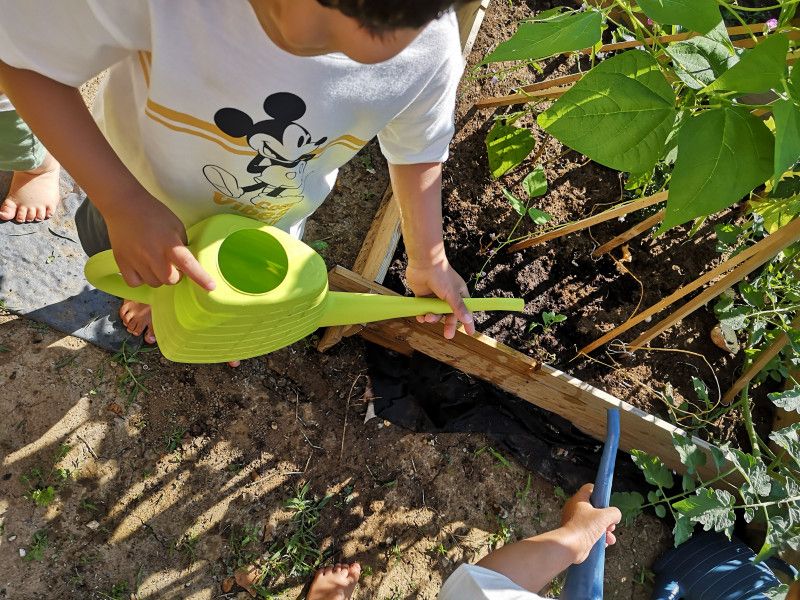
[386,0,776,446]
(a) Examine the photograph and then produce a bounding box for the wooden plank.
[508,191,667,253]
[329,266,724,479]
[457,0,492,57]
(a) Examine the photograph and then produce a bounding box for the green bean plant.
[483,0,800,234]
[481,0,800,580]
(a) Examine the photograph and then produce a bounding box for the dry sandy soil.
[0,313,669,599]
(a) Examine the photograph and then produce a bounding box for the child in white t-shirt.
[0,0,475,361]
[306,484,622,600]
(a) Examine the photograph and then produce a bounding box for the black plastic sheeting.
[365,343,649,494]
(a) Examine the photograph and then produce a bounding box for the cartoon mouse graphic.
[203,92,327,203]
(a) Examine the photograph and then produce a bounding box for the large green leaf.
[538,50,676,174]
[486,121,535,179]
[672,434,707,476]
[632,449,675,488]
[611,491,645,526]
[483,10,602,64]
[770,423,800,465]
[769,386,800,413]
[667,29,737,89]
[673,488,736,537]
[773,66,800,181]
[637,0,722,34]
[661,108,774,230]
[705,33,790,95]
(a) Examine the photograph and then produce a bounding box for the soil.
[0,314,669,599]
[385,0,777,447]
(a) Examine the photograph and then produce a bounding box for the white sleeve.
[378,15,464,165]
[439,564,545,600]
[0,0,151,87]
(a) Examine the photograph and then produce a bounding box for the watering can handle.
[318,292,525,327]
[84,250,154,305]
[559,408,621,600]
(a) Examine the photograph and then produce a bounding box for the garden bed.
[380,0,778,450]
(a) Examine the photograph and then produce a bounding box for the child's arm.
[476,484,622,594]
[388,161,474,340]
[0,61,215,292]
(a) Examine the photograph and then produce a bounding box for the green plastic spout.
[317,291,525,327]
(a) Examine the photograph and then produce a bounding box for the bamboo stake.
[508,191,667,253]
[592,209,665,258]
[629,221,800,350]
[580,217,800,355]
[721,315,798,405]
[475,74,582,109]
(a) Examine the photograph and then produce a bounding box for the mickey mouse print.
[203,92,330,225]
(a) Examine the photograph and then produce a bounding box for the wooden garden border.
[319,0,729,479]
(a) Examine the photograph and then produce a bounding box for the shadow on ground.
[0,314,669,599]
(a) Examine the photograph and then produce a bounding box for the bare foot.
[120,300,156,344]
[307,563,360,600]
[0,151,61,222]
[118,299,241,367]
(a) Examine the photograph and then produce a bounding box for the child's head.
[251,0,470,64]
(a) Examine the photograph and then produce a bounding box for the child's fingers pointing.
[169,245,216,291]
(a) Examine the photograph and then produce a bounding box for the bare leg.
[0,150,61,222]
[307,563,360,600]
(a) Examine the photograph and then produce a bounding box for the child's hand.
[560,483,622,564]
[105,191,216,292]
[405,256,474,340]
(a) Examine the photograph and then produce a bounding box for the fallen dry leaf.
[106,402,124,416]
[710,324,739,354]
[221,577,235,593]
[234,564,260,597]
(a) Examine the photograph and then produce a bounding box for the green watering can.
[84,214,524,364]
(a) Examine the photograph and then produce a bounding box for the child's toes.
[0,199,17,221]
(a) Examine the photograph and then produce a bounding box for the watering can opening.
[217,229,290,294]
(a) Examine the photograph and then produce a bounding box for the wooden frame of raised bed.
[319,0,724,480]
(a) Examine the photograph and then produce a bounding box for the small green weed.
[164,426,187,453]
[99,581,129,600]
[475,445,512,468]
[488,517,514,549]
[21,444,72,507]
[112,340,155,405]
[25,530,49,562]
[528,310,567,333]
[175,534,199,566]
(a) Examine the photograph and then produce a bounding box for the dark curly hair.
[316,0,471,32]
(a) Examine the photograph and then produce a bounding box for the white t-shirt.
[0,0,463,235]
[440,565,546,600]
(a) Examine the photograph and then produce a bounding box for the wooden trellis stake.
[591,209,665,258]
[628,219,800,350]
[580,217,800,355]
[721,315,798,405]
[508,191,667,253]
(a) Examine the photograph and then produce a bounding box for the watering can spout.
[317,291,525,327]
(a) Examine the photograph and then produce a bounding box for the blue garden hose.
[560,408,621,600]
